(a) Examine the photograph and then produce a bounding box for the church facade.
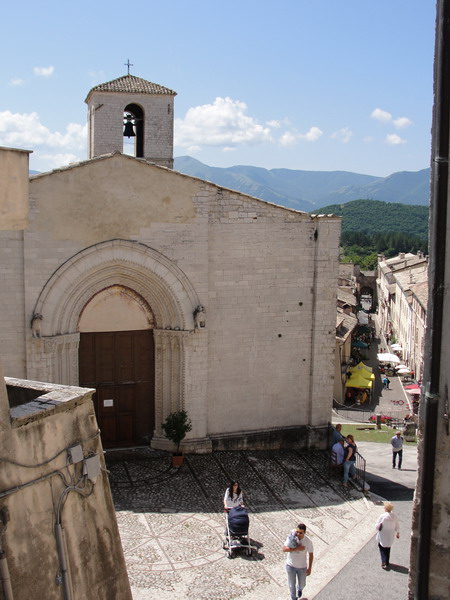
[0,75,340,452]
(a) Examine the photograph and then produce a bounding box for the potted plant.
[161,410,192,467]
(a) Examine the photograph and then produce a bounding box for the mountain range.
[174,156,430,212]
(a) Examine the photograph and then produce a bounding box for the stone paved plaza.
[106,448,382,600]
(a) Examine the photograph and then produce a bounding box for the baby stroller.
[223,506,252,558]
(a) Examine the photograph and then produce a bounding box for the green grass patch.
[340,424,417,445]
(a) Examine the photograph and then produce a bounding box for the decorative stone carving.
[31,313,43,338]
[193,305,206,330]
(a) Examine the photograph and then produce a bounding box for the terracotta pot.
[171,454,184,467]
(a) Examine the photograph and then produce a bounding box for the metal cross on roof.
[124,59,134,75]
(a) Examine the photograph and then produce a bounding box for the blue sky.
[0,0,436,176]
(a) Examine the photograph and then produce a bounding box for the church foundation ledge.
[150,435,213,454]
[150,425,328,454]
[209,424,328,452]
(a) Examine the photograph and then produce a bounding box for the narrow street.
[317,312,418,600]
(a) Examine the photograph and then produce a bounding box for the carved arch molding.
[29,239,200,433]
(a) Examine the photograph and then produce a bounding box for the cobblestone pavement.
[106,447,383,600]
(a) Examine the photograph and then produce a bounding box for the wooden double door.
[79,330,154,447]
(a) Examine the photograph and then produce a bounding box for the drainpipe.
[0,550,14,600]
[55,523,74,600]
[415,1,449,598]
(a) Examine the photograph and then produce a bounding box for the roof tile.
[86,75,177,98]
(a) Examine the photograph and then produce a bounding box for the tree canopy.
[313,199,429,269]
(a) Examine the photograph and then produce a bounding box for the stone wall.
[86,91,174,166]
[0,375,131,599]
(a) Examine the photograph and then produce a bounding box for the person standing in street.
[375,502,400,569]
[342,434,357,486]
[282,523,314,599]
[391,431,404,469]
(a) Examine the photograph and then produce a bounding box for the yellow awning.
[348,362,375,380]
[345,376,373,389]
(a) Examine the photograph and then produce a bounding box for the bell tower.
[85,74,177,168]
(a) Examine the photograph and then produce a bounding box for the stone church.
[0,74,340,452]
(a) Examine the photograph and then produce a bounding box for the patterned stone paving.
[106,448,381,600]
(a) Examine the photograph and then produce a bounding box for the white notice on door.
[103,399,114,407]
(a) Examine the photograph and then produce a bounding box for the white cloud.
[299,126,323,142]
[331,127,353,143]
[372,108,412,131]
[10,78,25,86]
[371,108,392,123]
[267,119,281,128]
[393,116,412,129]
[385,133,406,145]
[279,127,323,147]
[0,110,86,151]
[33,66,54,77]
[185,145,202,154]
[279,131,298,147]
[38,153,80,169]
[87,69,107,82]
[175,97,273,149]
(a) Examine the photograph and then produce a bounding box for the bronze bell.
[123,114,135,137]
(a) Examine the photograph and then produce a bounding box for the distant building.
[334,302,358,403]
[376,252,428,381]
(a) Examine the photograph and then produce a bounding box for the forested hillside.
[315,199,429,237]
[314,199,429,269]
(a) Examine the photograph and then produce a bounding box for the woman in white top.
[223,481,244,510]
[375,501,400,569]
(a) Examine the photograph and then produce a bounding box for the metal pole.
[55,524,74,600]
[0,551,14,600]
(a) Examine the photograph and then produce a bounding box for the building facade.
[0,147,131,600]
[0,75,341,453]
[376,252,428,380]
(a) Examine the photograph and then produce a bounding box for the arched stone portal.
[28,239,202,447]
[78,285,156,446]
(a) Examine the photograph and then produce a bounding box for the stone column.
[27,333,80,385]
[152,329,187,438]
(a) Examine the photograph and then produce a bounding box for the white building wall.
[0,231,27,377]
[0,154,340,449]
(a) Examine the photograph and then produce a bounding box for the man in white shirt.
[282,523,314,599]
[390,431,404,469]
[331,438,345,466]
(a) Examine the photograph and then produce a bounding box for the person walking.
[375,502,400,569]
[391,431,404,469]
[282,523,314,599]
[223,481,244,510]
